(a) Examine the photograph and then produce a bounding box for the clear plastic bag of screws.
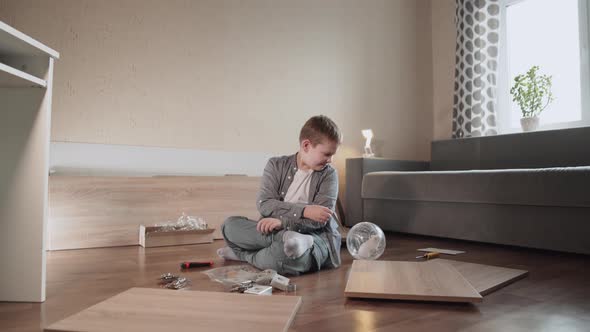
[154,212,208,232]
[203,265,262,287]
[203,266,296,292]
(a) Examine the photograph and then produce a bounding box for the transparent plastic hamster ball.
[346,222,386,260]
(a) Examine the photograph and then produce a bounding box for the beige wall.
[431,0,456,141]
[0,0,438,204]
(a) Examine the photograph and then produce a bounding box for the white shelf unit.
[0,62,46,87]
[0,20,59,302]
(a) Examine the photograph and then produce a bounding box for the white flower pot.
[520,116,540,132]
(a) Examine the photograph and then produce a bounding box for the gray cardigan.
[256,153,342,268]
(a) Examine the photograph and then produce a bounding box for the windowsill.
[499,119,590,135]
[436,123,590,143]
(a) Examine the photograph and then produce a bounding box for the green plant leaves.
[509,65,555,118]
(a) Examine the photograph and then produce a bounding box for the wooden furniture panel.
[344,260,483,303]
[49,175,261,250]
[45,287,301,332]
[435,259,529,295]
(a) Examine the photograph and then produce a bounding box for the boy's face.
[300,139,339,171]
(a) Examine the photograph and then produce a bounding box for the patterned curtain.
[452,0,501,138]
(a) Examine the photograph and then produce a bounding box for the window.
[498,0,590,133]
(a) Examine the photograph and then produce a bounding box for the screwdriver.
[416,252,440,260]
[180,261,214,269]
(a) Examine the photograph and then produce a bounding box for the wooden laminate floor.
[1,232,589,332]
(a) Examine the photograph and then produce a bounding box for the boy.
[218,115,342,275]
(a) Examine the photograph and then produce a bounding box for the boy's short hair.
[299,115,342,145]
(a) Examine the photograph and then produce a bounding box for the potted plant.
[510,65,554,132]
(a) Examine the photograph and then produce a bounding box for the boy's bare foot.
[217,246,241,261]
[283,231,314,258]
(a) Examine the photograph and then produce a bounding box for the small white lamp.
[361,129,375,158]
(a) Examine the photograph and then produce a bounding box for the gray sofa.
[345,126,590,254]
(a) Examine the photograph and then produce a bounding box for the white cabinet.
[0,20,59,302]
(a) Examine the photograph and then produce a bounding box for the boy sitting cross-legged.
[218,115,342,275]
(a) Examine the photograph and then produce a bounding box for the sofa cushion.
[362,166,590,208]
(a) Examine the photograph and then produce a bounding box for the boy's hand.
[257,218,282,234]
[303,205,333,223]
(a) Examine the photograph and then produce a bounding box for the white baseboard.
[49,142,274,177]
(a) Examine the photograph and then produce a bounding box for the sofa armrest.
[344,158,429,227]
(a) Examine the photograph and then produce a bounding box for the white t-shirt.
[284,168,313,204]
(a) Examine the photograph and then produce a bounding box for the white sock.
[217,246,242,261]
[283,231,314,258]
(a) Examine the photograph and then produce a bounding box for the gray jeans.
[221,216,330,275]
